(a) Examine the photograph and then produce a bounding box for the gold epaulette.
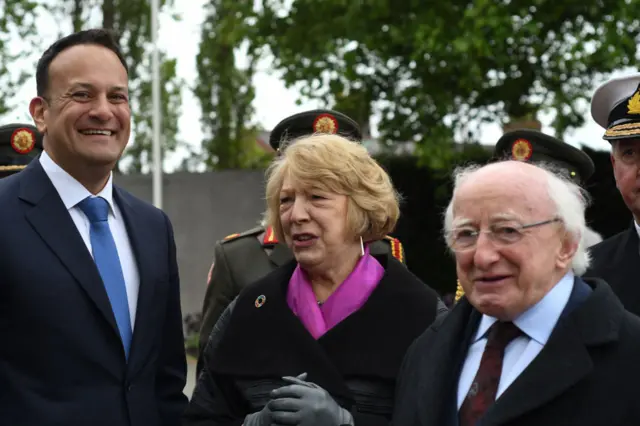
[454,279,465,303]
[384,235,404,263]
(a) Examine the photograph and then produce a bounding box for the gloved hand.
[267,374,354,426]
[243,373,308,426]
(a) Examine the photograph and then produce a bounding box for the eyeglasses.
[447,218,561,252]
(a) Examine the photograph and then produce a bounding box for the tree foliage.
[252,0,640,166]
[195,0,273,170]
[6,0,183,173]
[0,0,40,116]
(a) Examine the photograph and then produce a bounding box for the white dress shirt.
[456,271,574,408]
[40,150,140,328]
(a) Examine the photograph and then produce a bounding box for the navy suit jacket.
[0,159,188,426]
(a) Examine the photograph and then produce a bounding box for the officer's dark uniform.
[196,110,406,372]
[454,129,597,302]
[584,74,640,316]
[0,123,43,179]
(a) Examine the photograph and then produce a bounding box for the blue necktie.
[78,196,132,359]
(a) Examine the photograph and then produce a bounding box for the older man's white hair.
[443,160,592,275]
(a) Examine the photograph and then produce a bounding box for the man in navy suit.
[392,160,640,426]
[0,29,187,425]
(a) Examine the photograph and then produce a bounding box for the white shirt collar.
[39,150,116,217]
[473,271,575,345]
[634,221,640,239]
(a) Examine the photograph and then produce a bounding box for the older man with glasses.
[391,159,640,426]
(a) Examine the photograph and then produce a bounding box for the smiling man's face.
[33,43,130,170]
[452,162,574,320]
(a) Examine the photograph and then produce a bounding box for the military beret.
[494,129,595,183]
[269,109,362,151]
[591,73,640,141]
[0,123,43,178]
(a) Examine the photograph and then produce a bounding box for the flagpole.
[151,0,162,209]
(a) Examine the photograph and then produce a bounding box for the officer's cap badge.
[313,113,338,134]
[511,139,533,161]
[11,128,35,154]
[627,89,640,115]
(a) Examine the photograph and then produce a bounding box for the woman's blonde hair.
[264,133,401,242]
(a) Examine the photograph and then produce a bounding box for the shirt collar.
[634,221,640,239]
[473,271,574,345]
[40,150,116,217]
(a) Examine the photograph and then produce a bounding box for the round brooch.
[255,295,266,308]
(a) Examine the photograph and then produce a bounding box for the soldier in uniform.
[584,73,640,316]
[0,123,43,178]
[454,129,598,302]
[196,109,406,372]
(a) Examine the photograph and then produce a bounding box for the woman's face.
[279,175,357,271]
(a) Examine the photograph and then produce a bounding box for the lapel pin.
[255,295,266,308]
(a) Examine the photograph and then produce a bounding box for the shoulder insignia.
[384,235,404,263]
[263,226,279,245]
[454,280,465,303]
[220,226,265,244]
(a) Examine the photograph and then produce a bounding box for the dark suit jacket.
[392,277,640,426]
[0,159,188,426]
[585,224,640,316]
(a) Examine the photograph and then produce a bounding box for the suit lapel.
[113,187,157,368]
[484,324,593,424]
[19,160,120,338]
[484,278,620,425]
[608,226,640,309]
[418,299,480,426]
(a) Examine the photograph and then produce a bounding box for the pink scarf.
[286,245,385,339]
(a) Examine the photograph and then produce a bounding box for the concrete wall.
[114,170,267,317]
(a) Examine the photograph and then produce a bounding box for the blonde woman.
[184,134,446,426]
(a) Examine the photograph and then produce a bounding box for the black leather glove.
[267,374,354,426]
[243,373,309,426]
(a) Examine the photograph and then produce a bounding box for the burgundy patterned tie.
[459,321,522,426]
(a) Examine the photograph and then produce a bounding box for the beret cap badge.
[11,128,36,154]
[511,138,533,161]
[312,113,338,134]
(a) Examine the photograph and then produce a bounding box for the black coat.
[196,227,407,374]
[585,224,640,316]
[184,254,446,426]
[392,277,640,426]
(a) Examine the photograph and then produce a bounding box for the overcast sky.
[5,0,629,172]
